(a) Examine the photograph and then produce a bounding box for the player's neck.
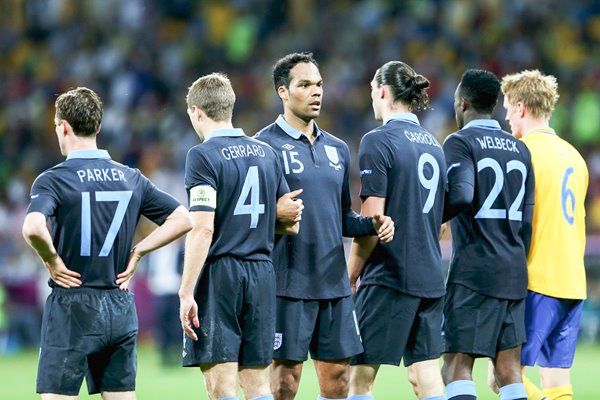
[199,120,234,141]
[381,103,411,122]
[520,118,551,138]
[283,112,316,142]
[463,111,492,126]
[65,137,98,156]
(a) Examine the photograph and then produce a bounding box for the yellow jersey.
[522,128,588,299]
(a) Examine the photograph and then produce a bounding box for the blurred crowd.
[1,0,600,352]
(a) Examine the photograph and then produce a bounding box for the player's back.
[185,134,285,261]
[29,151,173,288]
[358,119,446,298]
[522,130,588,299]
[444,123,534,299]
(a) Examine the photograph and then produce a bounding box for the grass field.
[2,342,599,399]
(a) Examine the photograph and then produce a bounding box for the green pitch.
[1,342,598,399]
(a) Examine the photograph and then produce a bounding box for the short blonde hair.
[501,69,559,120]
[186,73,235,122]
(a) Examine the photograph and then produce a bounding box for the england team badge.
[324,145,341,170]
[273,332,283,350]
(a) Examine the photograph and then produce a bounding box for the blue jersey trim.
[66,149,111,160]
[204,128,245,142]
[462,119,501,130]
[275,114,322,140]
[384,112,420,126]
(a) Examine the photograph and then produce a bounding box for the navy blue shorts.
[183,257,276,367]
[521,290,583,368]
[443,283,526,358]
[274,295,363,361]
[352,284,443,366]
[37,288,138,395]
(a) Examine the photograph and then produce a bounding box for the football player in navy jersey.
[178,73,302,400]
[441,69,534,400]
[22,87,193,399]
[346,61,447,400]
[256,52,394,400]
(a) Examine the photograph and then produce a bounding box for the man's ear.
[461,97,469,112]
[379,85,386,100]
[517,102,526,118]
[277,85,289,102]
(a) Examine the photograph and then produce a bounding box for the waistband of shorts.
[51,286,125,295]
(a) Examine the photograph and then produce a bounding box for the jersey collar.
[528,127,557,136]
[204,128,245,142]
[67,149,111,160]
[462,119,501,130]
[384,112,420,126]
[276,114,321,140]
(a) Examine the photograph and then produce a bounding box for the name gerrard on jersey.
[475,136,520,153]
[76,168,127,183]
[221,144,266,160]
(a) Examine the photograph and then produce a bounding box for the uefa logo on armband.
[273,332,283,350]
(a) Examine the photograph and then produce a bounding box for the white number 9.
[418,153,440,214]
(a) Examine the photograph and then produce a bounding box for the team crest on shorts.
[324,145,341,170]
[273,333,283,350]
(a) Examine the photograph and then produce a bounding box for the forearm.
[22,212,57,262]
[276,220,299,235]
[133,206,192,258]
[179,225,212,296]
[347,236,378,285]
[342,209,375,237]
[442,181,474,222]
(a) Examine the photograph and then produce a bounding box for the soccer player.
[441,69,534,400]
[499,70,588,400]
[255,52,395,400]
[346,61,447,400]
[22,87,193,399]
[178,73,302,400]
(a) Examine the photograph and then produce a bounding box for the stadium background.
[1,0,600,397]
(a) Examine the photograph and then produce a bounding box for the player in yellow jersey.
[491,70,588,400]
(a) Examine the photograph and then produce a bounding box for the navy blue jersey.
[357,114,446,298]
[27,150,181,289]
[184,128,289,262]
[255,116,374,299]
[443,119,534,300]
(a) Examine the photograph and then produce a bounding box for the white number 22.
[474,158,526,221]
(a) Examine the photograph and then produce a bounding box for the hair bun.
[413,74,430,90]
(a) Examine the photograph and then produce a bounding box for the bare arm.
[347,196,387,294]
[276,188,303,235]
[179,211,214,341]
[117,205,193,289]
[22,212,82,288]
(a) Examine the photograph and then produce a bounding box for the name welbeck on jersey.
[404,130,441,147]
[221,144,266,160]
[475,135,520,153]
[76,168,127,183]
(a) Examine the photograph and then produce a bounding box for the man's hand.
[117,249,142,290]
[179,293,200,341]
[44,254,82,288]
[277,189,304,223]
[372,214,394,243]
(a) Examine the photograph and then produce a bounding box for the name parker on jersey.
[76,168,127,183]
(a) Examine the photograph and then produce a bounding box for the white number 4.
[234,166,265,228]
